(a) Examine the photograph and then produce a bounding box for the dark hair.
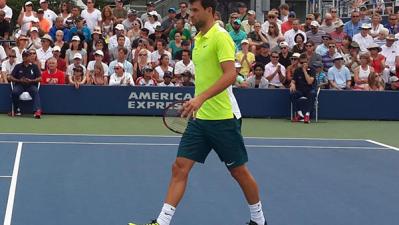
[279,3,289,10]
[294,33,305,43]
[179,1,188,7]
[181,49,191,55]
[268,21,280,37]
[189,0,217,14]
[117,34,125,41]
[253,63,265,71]
[305,40,315,46]
[299,53,308,60]
[159,54,170,65]
[118,47,128,55]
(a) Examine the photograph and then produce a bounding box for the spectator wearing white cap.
[81,0,102,32]
[374,27,388,47]
[305,21,326,46]
[328,54,351,89]
[36,34,54,70]
[241,10,256,34]
[0,0,12,21]
[108,24,131,51]
[86,50,109,83]
[344,11,362,38]
[27,27,42,51]
[353,23,374,52]
[65,35,87,66]
[66,53,87,84]
[236,39,255,77]
[264,51,286,88]
[278,41,293,69]
[17,1,37,35]
[39,0,57,27]
[284,19,307,49]
[144,11,161,35]
[52,45,67,72]
[124,9,142,31]
[381,34,399,84]
[109,62,134,85]
[285,52,301,87]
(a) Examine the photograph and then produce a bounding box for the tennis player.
[128,1,267,224]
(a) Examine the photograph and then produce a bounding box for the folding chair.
[290,87,321,122]
[10,82,40,116]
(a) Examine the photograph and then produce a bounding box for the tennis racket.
[163,100,191,134]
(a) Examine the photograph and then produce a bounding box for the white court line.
[366,140,399,152]
[0,132,366,141]
[0,176,12,178]
[3,142,23,225]
[0,140,389,150]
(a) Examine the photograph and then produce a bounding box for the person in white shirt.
[158,71,175,86]
[144,11,161,35]
[0,0,12,21]
[0,43,6,62]
[136,65,157,86]
[36,34,53,70]
[109,62,134,86]
[261,11,282,36]
[0,49,17,83]
[370,13,384,38]
[284,19,307,48]
[108,24,131,51]
[381,34,399,83]
[151,39,172,67]
[86,50,109,81]
[39,0,57,27]
[67,53,87,83]
[81,0,102,32]
[264,51,286,87]
[174,50,195,77]
[353,23,374,52]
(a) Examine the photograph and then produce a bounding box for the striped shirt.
[322,52,335,72]
[305,30,327,46]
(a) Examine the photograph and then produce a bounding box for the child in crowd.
[181,71,194,86]
[313,61,329,88]
[136,66,157,86]
[158,71,175,86]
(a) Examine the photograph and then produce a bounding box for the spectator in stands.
[0,10,10,40]
[39,0,56,27]
[168,32,183,60]
[67,53,86,84]
[52,46,66,72]
[113,0,127,21]
[124,10,141,32]
[67,6,81,26]
[330,21,347,49]
[174,49,194,77]
[279,3,290,22]
[110,35,129,61]
[53,30,69,59]
[149,26,168,45]
[66,36,87,66]
[389,76,399,90]
[370,13,384,38]
[133,48,151,81]
[353,23,373,52]
[313,61,329,88]
[137,65,157,86]
[281,11,296,35]
[126,19,142,42]
[0,0,12,22]
[337,35,351,57]
[36,9,51,34]
[86,50,109,83]
[87,61,108,86]
[0,50,17,83]
[292,33,306,54]
[353,52,373,90]
[29,17,41,35]
[316,34,332,56]
[101,6,115,37]
[290,53,316,123]
[70,16,92,44]
[345,41,361,74]
[81,0,102,32]
[255,43,271,65]
[306,21,326,46]
[241,10,256,34]
[18,2,37,36]
[384,14,399,34]
[49,16,71,42]
[144,11,161,35]
[264,21,283,50]
[344,11,362,38]
[9,50,42,118]
[174,40,191,61]
[278,41,292,68]
[285,52,301,87]
[329,8,342,24]
[29,48,41,69]
[368,43,385,76]
[226,12,240,32]
[161,8,177,36]
[181,71,194,87]
[235,40,255,78]
[109,47,133,76]
[27,27,42,50]
[359,6,371,24]
[69,65,85,89]
[368,72,385,91]
[36,34,54,70]
[58,1,71,24]
[154,54,173,82]
[284,19,307,49]
[109,24,131,52]
[158,71,174,86]
[151,40,171,67]
[132,37,151,63]
[303,14,315,32]
[41,57,65,85]
[141,2,161,23]
[320,13,335,34]
[12,34,29,63]
[108,62,134,86]
[169,19,191,41]
[381,34,399,84]
[261,11,282,36]
[247,63,268,88]
[328,54,352,90]
[87,28,106,59]
[176,1,190,21]
[248,22,267,51]
[265,51,286,88]
[374,27,388,47]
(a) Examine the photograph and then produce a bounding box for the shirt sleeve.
[216,31,236,63]
[327,68,334,80]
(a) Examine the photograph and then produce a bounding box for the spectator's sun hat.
[25,1,33,6]
[115,62,124,70]
[115,24,124,30]
[73,53,82,60]
[41,34,53,43]
[279,41,289,47]
[95,50,104,57]
[390,76,399,82]
[334,20,344,29]
[30,27,39,33]
[71,36,81,42]
[148,11,158,16]
[52,46,61,52]
[235,62,242,68]
[360,23,372,29]
[313,61,324,68]
[310,21,320,27]
[333,53,344,61]
[241,39,249,45]
[386,34,398,41]
[234,19,242,25]
[367,43,382,52]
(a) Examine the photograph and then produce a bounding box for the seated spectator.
[389,76,399,90]
[69,65,85,89]
[248,22,267,51]
[229,19,247,51]
[49,16,71,42]
[132,28,152,49]
[133,48,151,81]
[27,27,42,51]
[88,39,110,64]
[320,13,335,34]
[137,66,157,86]
[87,61,108,86]
[330,21,347,49]
[1,50,18,84]
[284,19,307,49]
[52,46,67,72]
[353,23,373,52]
[41,57,65,84]
[247,63,269,88]
[36,34,54,70]
[255,43,271,65]
[113,0,127,22]
[381,34,399,84]
[169,19,191,41]
[53,30,69,59]
[174,50,195,78]
[353,52,374,90]
[368,72,385,91]
[101,6,115,36]
[174,40,191,61]
[285,53,301,87]
[9,50,42,118]
[126,18,142,42]
[374,27,388,47]
[292,33,306,54]
[304,40,322,70]
[158,71,174,86]
[86,50,109,84]
[241,10,256,34]
[234,62,248,88]
[0,10,10,40]
[313,61,329,88]
[226,12,240,32]
[281,11,296,34]
[264,51,286,88]
[65,36,88,66]
[144,11,161,35]
[28,49,42,71]
[264,21,283,50]
[168,31,183,60]
[151,40,172,68]
[344,11,362,38]
[337,35,352,57]
[345,41,361,74]
[12,34,29,63]
[370,13,384,38]
[315,34,332,56]
[70,16,92,44]
[108,62,134,86]
[108,24,131,52]
[278,42,292,68]
[36,9,51,34]
[306,21,326,46]
[161,8,177,36]
[302,14,315,32]
[149,25,168,44]
[110,35,131,62]
[290,53,316,123]
[181,71,194,87]
[328,54,352,90]
[154,54,173,83]
[236,40,255,78]
[109,47,133,76]
[322,40,337,72]
[368,43,385,76]
[67,53,87,84]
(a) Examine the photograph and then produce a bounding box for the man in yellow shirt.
[128,1,267,225]
[236,39,256,77]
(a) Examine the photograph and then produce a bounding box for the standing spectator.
[241,10,256,34]
[66,53,86,84]
[330,21,347,49]
[9,50,42,118]
[86,50,109,83]
[81,0,102,32]
[36,9,51,34]
[151,40,172,67]
[320,13,335,34]
[39,0,57,27]
[344,11,362,38]
[381,34,399,84]
[304,40,322,68]
[101,6,115,36]
[49,16,71,42]
[58,1,71,24]
[0,10,10,40]
[247,63,269,88]
[353,23,373,52]
[370,13,384,38]
[41,57,65,84]
[0,50,17,83]
[328,54,352,89]
[321,40,337,72]
[17,2,37,36]
[36,34,53,70]
[70,16,92,44]
[27,27,42,51]
[306,21,326,46]
[236,40,255,78]
[264,21,283,50]
[174,50,195,77]
[65,36,87,66]
[284,19,307,49]
[278,42,292,68]
[144,11,161,35]
[374,28,388,47]
[353,52,373,90]
[169,19,191,41]
[113,0,127,21]
[0,0,12,21]
[108,24,131,52]
[229,19,247,51]
[302,14,315,32]
[154,54,173,82]
[264,51,286,88]
[54,30,69,59]
[109,47,133,76]
[281,11,296,35]
[368,43,385,76]
[290,53,316,123]
[168,32,184,60]
[52,46,67,72]
[279,3,290,22]
[136,65,157,86]
[255,43,271,65]
[384,14,399,34]
[161,8,177,36]
[248,22,268,50]
[176,1,190,22]
[109,62,134,86]
[141,2,161,23]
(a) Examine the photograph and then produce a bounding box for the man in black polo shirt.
[9,50,42,118]
[289,53,316,123]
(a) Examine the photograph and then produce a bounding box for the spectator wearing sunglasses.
[81,0,102,32]
[306,20,326,46]
[264,51,286,88]
[302,14,315,32]
[0,50,17,83]
[344,11,363,38]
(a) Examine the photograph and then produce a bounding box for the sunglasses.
[114,67,121,70]
[268,16,276,19]
[271,56,279,58]
[305,45,313,47]
[139,54,147,56]
[290,58,298,60]
[281,47,287,49]
[328,46,335,48]
[9,55,16,58]
[306,18,313,20]
[331,11,337,13]
[352,15,359,18]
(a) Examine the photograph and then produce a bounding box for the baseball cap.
[168,8,176,13]
[72,36,81,41]
[73,53,82,59]
[361,23,371,29]
[30,27,39,32]
[115,62,124,69]
[95,50,104,57]
[234,62,242,68]
[288,11,296,17]
[42,34,53,43]
[128,9,137,15]
[22,50,31,57]
[333,53,343,61]
[310,21,320,27]
[390,76,399,82]
[53,46,61,52]
[115,24,124,30]
[247,10,255,15]
[279,41,289,47]
[234,19,242,25]
[291,53,301,58]
[241,39,249,44]
[39,0,47,4]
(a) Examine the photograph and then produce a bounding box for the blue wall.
[0,84,398,120]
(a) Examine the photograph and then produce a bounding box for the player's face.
[190,1,213,29]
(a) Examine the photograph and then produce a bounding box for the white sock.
[297,111,304,117]
[249,201,265,225]
[157,203,176,225]
[305,112,310,116]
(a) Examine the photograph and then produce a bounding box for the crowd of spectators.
[0,0,398,92]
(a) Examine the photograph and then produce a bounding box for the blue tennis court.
[1,134,399,225]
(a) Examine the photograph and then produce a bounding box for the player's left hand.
[181,97,205,119]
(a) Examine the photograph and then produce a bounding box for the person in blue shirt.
[229,19,247,51]
[384,14,399,34]
[69,16,92,43]
[49,16,72,42]
[344,11,362,38]
[328,54,352,89]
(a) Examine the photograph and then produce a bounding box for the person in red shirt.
[41,57,65,84]
[281,11,296,35]
[52,46,67,72]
